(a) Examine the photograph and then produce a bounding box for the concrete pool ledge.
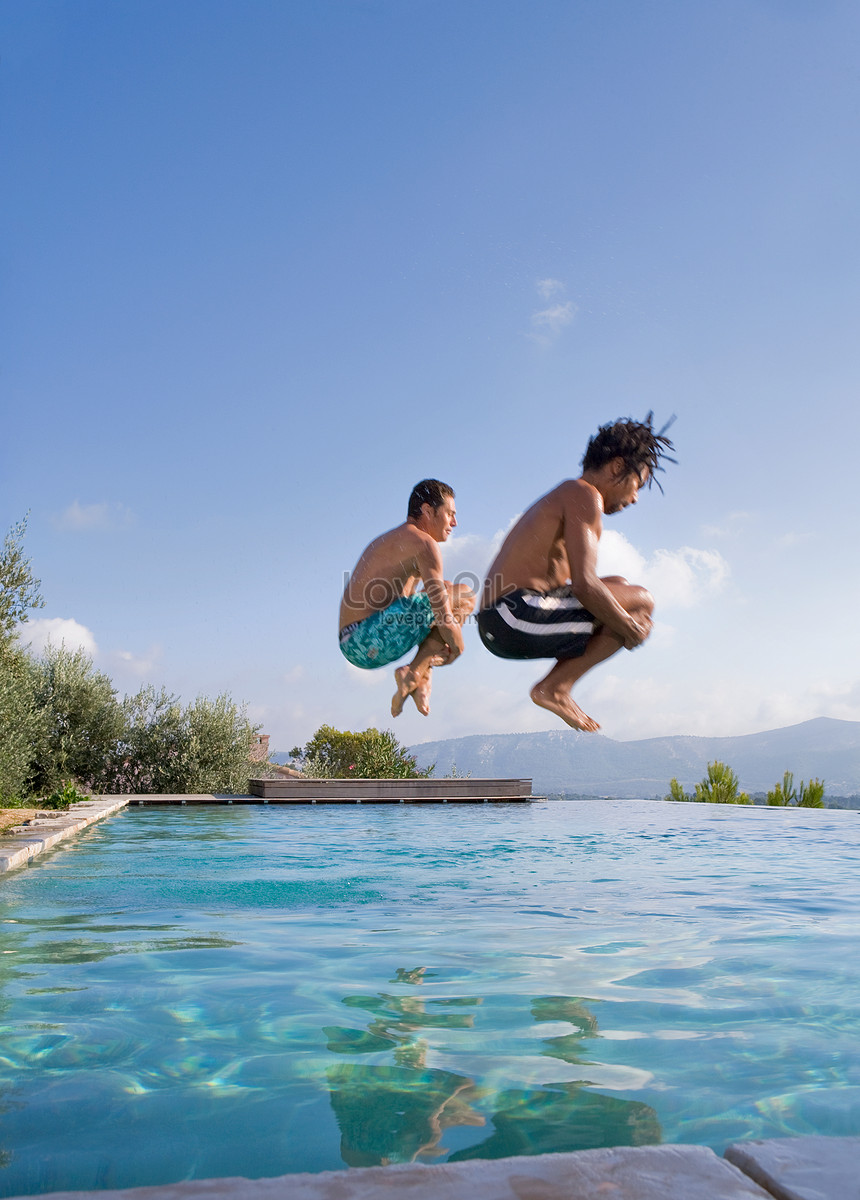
[0,796,130,874]
[7,1139,859,1200]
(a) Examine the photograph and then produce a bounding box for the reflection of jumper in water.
[322,974,660,1167]
[324,981,484,1165]
[339,593,434,668]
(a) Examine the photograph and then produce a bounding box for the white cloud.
[596,530,647,582]
[598,531,729,609]
[110,644,162,679]
[775,531,810,549]
[21,617,98,656]
[536,277,565,300]
[530,301,577,341]
[701,511,751,539]
[54,501,134,531]
[283,665,306,683]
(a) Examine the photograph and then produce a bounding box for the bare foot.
[530,683,601,732]
[411,673,432,715]
[391,665,418,717]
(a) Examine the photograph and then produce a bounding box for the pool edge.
[8,1137,860,1200]
[0,797,130,875]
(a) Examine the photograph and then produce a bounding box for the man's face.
[604,463,648,515]
[424,496,457,542]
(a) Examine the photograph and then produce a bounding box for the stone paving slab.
[725,1135,860,1200]
[4,1145,775,1200]
[0,796,129,874]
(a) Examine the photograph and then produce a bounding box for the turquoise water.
[1,800,860,1195]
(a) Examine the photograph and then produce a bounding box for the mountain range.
[409,717,860,798]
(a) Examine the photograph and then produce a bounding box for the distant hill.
[409,717,860,798]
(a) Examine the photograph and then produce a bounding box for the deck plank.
[246,777,535,803]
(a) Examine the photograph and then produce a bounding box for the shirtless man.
[339,479,475,717]
[477,416,675,731]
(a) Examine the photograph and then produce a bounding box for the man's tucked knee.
[450,584,476,615]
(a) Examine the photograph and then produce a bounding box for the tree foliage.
[664,777,692,802]
[294,725,433,779]
[110,686,257,794]
[27,644,126,795]
[665,763,828,810]
[767,771,825,808]
[798,778,825,808]
[0,515,44,647]
[694,761,751,804]
[766,771,797,807]
[0,648,47,802]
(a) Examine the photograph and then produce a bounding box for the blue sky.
[3,0,859,752]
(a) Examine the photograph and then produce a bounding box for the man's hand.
[623,616,652,651]
[439,619,466,661]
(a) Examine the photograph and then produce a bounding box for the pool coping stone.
[0,796,130,874]
[724,1134,860,1200]
[4,1144,781,1200]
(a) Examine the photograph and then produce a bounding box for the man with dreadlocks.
[477,415,675,731]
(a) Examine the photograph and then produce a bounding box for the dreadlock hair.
[581,413,676,492]
[407,479,455,519]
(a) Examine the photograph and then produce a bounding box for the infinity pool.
[1,800,859,1196]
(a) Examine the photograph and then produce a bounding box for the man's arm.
[414,535,465,659]
[563,484,648,649]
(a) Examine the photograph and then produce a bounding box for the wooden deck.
[246,777,537,803]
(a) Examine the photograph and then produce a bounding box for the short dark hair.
[408,479,454,519]
[581,413,676,491]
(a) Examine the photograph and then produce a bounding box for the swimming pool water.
[1,799,859,1195]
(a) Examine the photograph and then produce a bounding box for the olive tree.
[0,515,44,648]
[0,648,46,802]
[108,686,258,794]
[27,644,126,795]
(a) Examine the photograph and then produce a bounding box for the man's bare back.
[477,417,674,731]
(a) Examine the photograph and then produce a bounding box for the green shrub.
[664,777,692,802]
[41,780,90,810]
[766,771,797,806]
[107,685,257,794]
[693,761,751,805]
[798,778,825,808]
[295,725,433,779]
[766,772,825,808]
[27,644,125,796]
[0,648,47,803]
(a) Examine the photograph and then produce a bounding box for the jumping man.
[339,479,475,717]
[477,415,675,731]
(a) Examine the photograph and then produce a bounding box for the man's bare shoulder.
[369,520,431,556]
[368,521,428,553]
[533,478,600,516]
[555,477,602,519]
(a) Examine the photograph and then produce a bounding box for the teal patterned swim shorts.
[339,593,435,668]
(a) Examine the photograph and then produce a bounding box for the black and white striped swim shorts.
[477,588,596,660]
